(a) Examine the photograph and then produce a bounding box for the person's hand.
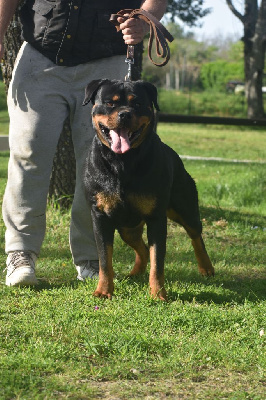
[117,15,148,45]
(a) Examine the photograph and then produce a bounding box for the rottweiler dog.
[83,79,214,300]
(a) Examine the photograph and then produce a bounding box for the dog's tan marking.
[127,193,156,216]
[93,114,110,127]
[92,115,110,147]
[149,245,167,301]
[95,192,121,215]
[127,94,135,102]
[92,114,120,148]
[95,130,109,147]
[94,245,114,299]
[131,116,151,149]
[167,208,199,238]
[112,95,120,101]
[138,115,150,126]
[192,237,214,277]
[93,113,120,129]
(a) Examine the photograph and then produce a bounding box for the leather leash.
[110,9,174,81]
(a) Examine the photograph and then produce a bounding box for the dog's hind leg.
[119,222,149,276]
[167,209,214,277]
[191,235,214,277]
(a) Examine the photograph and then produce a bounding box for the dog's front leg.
[147,216,168,301]
[91,210,115,299]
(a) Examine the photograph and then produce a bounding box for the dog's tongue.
[110,128,130,154]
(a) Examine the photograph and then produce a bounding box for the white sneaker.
[5,251,38,287]
[76,260,99,281]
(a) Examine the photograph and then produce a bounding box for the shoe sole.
[77,273,99,281]
[6,274,38,287]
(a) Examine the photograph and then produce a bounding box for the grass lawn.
[0,111,9,136]
[0,123,265,399]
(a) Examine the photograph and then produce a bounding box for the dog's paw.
[93,290,113,299]
[93,281,114,299]
[198,263,215,277]
[150,286,168,301]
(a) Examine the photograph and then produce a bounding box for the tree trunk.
[226,0,266,118]
[1,8,143,209]
[244,0,266,118]
[1,14,22,92]
[48,118,76,208]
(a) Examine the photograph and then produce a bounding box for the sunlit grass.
[0,123,265,399]
[158,122,266,161]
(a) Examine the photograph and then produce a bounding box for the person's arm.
[118,0,168,45]
[0,0,20,58]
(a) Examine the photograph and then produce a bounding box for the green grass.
[159,123,266,161]
[0,110,9,135]
[0,124,265,399]
[0,80,9,135]
[0,81,7,111]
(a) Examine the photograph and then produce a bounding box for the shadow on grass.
[33,279,78,291]
[26,263,265,305]
[13,204,265,304]
[166,272,266,304]
[200,205,266,227]
[121,265,266,304]
[114,255,265,305]
[114,246,265,305]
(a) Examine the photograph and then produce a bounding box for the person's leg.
[69,56,127,273]
[3,43,70,284]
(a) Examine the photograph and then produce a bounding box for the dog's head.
[83,79,160,154]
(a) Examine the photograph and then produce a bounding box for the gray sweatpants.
[2,42,127,265]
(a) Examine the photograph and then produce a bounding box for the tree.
[167,0,211,25]
[226,0,266,118]
[142,22,218,91]
[167,24,218,91]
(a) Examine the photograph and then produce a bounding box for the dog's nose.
[118,111,131,121]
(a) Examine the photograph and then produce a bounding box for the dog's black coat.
[83,79,214,299]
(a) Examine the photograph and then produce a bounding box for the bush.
[158,89,247,117]
[200,60,244,92]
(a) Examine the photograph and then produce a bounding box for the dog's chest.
[94,190,157,218]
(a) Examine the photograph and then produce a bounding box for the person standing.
[1,0,168,286]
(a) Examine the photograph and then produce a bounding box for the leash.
[125,44,135,81]
[110,9,174,81]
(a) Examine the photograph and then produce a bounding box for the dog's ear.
[141,81,160,111]
[83,79,109,106]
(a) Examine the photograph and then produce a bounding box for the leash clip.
[125,45,134,81]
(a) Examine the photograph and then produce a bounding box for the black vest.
[20,0,142,66]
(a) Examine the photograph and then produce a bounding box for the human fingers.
[120,19,148,44]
